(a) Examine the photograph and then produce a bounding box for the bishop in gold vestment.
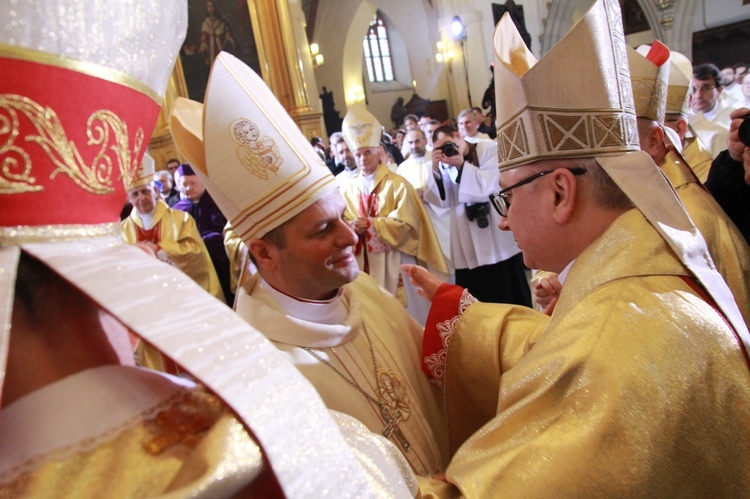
[418,210,750,497]
[658,148,750,325]
[340,161,448,296]
[413,0,750,495]
[121,198,224,302]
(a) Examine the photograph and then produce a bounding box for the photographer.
[424,125,531,305]
[705,107,750,244]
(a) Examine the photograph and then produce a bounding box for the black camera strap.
[455,142,478,184]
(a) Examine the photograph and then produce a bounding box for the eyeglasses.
[691,84,716,94]
[489,167,587,217]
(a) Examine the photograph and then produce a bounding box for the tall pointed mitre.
[493,0,639,169]
[171,52,337,242]
[666,51,692,116]
[342,103,383,151]
[493,0,750,352]
[123,152,155,191]
[630,41,670,122]
[0,4,378,495]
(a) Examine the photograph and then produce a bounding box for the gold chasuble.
[659,148,750,325]
[419,211,750,496]
[235,272,449,477]
[120,199,224,301]
[681,133,714,183]
[0,367,264,498]
[340,163,448,294]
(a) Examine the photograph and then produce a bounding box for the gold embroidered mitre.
[342,103,382,151]
[122,152,155,192]
[493,0,750,360]
[170,52,337,241]
[630,42,670,123]
[493,0,639,170]
[666,51,691,116]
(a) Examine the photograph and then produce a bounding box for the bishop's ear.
[247,239,277,272]
[550,168,579,224]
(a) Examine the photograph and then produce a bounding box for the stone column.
[252,0,326,139]
[149,57,190,171]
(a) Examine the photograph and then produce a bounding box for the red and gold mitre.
[0,4,184,230]
[170,52,338,241]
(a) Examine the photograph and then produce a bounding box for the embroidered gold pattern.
[377,369,411,421]
[345,122,375,149]
[144,388,224,455]
[604,0,635,114]
[498,117,529,162]
[0,223,119,245]
[230,118,283,180]
[0,94,145,195]
[633,77,667,121]
[498,110,638,165]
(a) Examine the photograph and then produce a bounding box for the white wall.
[693,0,750,30]
[312,0,448,134]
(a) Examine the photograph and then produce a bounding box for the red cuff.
[422,282,465,379]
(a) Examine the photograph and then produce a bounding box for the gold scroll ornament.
[0,93,144,195]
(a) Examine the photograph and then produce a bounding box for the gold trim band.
[0,45,161,105]
[0,223,120,245]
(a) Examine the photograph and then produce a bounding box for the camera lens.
[739,115,750,147]
[441,142,459,157]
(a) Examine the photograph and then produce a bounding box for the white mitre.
[171,52,338,242]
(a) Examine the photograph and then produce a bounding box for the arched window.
[363,12,394,83]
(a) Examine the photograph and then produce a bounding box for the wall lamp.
[310,43,324,68]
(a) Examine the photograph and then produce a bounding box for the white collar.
[361,170,377,194]
[702,102,718,121]
[138,206,157,230]
[260,277,348,325]
[557,258,576,285]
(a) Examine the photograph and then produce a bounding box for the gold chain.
[302,323,382,407]
[302,323,411,451]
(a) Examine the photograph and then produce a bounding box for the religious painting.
[620,0,650,35]
[181,0,261,102]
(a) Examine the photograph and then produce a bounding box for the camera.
[466,202,490,229]
[739,114,750,147]
[439,141,460,157]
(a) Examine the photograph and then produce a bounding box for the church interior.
[150,0,750,167]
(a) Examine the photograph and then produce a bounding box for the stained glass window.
[363,13,394,82]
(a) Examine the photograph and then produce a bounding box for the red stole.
[135,221,162,245]
[354,183,381,273]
